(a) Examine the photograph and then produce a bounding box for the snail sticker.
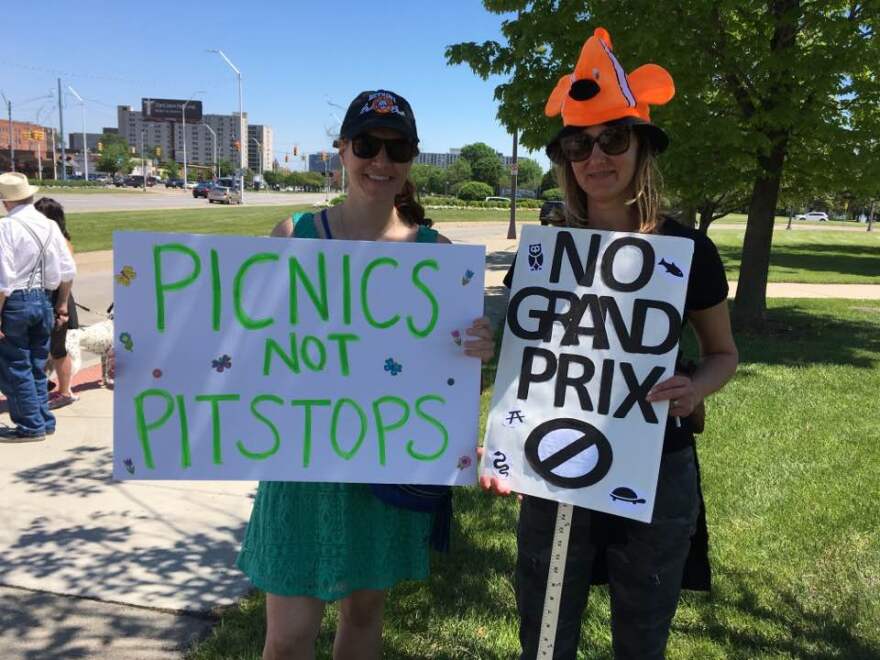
[115,265,137,286]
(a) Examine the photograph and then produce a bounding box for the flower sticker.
[211,354,232,372]
[119,332,134,351]
[384,357,403,376]
[457,455,473,470]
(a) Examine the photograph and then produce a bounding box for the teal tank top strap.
[292,212,318,238]
[415,225,439,243]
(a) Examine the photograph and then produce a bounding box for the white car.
[208,186,242,204]
[796,211,829,222]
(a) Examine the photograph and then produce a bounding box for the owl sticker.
[528,243,544,271]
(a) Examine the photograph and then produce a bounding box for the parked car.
[165,178,185,189]
[539,200,565,225]
[192,181,215,198]
[484,196,511,204]
[796,211,829,222]
[208,186,242,204]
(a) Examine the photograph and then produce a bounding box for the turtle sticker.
[609,486,646,504]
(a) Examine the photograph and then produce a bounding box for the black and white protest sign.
[482,225,693,522]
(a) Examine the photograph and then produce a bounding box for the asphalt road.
[34,188,329,213]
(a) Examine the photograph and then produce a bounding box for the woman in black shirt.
[484,28,738,659]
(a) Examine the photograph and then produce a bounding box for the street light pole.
[67,86,88,180]
[141,128,146,191]
[1,92,14,172]
[181,92,204,190]
[203,123,218,179]
[208,49,244,203]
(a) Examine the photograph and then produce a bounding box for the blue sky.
[3,1,551,170]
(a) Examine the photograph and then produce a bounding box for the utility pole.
[203,123,217,179]
[140,128,146,191]
[250,136,262,189]
[208,49,244,203]
[508,129,519,239]
[1,92,13,172]
[50,128,57,180]
[57,78,67,181]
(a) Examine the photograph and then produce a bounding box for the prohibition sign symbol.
[524,418,612,488]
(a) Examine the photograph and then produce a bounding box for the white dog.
[47,318,115,388]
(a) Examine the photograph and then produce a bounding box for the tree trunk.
[697,202,717,234]
[732,137,788,331]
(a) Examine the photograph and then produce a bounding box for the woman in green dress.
[237,89,495,660]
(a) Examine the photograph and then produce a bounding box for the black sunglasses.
[550,126,632,164]
[350,134,418,163]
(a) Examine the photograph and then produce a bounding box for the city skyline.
[2,2,550,173]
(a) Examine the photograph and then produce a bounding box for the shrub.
[456,181,494,201]
[542,187,563,201]
[34,179,104,188]
[330,194,346,206]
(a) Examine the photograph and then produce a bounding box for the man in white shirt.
[0,173,77,442]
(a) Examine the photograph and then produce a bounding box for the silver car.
[208,186,242,205]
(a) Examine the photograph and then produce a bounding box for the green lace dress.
[236,212,436,601]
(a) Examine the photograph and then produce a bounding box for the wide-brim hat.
[0,172,39,202]
[544,27,674,159]
[337,90,419,145]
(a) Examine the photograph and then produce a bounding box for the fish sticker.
[461,269,475,285]
[115,265,137,286]
[211,354,232,372]
[658,258,683,277]
[383,357,402,376]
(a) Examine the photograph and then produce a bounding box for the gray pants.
[516,447,700,660]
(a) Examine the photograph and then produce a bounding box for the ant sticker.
[504,410,526,426]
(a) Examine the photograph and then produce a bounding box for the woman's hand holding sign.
[646,374,700,417]
[463,316,495,363]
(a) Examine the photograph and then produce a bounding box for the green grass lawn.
[68,205,309,252]
[188,298,880,660]
[708,227,880,284]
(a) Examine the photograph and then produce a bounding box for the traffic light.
[321,151,328,162]
[154,146,162,157]
[130,146,136,154]
[293,145,298,156]
[233,140,241,151]
[284,154,289,162]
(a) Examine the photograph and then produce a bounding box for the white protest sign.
[112,231,485,484]
[482,225,693,522]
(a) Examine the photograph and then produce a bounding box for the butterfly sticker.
[123,458,135,475]
[115,265,136,287]
[211,354,232,372]
[384,357,403,376]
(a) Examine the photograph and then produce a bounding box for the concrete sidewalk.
[1,362,256,659]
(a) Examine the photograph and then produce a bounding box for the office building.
[247,124,273,174]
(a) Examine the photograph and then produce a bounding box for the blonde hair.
[556,135,664,234]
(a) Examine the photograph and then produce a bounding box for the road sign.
[31,130,45,141]
[510,163,519,175]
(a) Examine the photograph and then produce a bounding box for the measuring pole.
[536,502,574,657]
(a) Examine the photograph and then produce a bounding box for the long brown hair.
[395,179,432,227]
[557,133,664,234]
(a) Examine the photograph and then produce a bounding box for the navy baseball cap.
[337,90,419,144]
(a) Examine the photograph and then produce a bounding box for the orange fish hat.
[545,27,675,158]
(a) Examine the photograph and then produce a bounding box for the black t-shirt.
[501,218,729,452]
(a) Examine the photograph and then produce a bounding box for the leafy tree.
[96,134,131,175]
[446,158,473,187]
[447,1,880,328]
[460,142,499,163]
[457,180,494,200]
[218,159,235,177]
[427,165,447,194]
[501,157,543,190]
[472,155,504,189]
[540,168,557,193]
[542,187,563,201]
[163,159,180,179]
